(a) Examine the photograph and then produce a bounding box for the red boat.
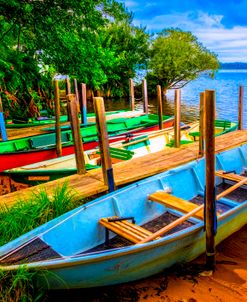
[0,115,174,172]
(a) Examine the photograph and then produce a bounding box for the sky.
[120,0,247,62]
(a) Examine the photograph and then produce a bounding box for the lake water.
[165,69,247,127]
[97,70,247,128]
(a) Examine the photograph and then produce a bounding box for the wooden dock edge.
[0,130,246,209]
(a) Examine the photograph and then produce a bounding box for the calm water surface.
[94,70,247,127]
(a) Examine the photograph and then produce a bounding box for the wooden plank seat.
[190,120,231,140]
[99,216,153,244]
[148,191,204,220]
[97,147,134,160]
[214,120,231,130]
[215,170,247,183]
[215,170,247,200]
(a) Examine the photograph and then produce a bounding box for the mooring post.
[157,85,163,130]
[129,79,135,111]
[174,89,181,148]
[205,89,216,271]
[0,95,3,112]
[238,85,244,130]
[0,112,7,141]
[74,78,80,113]
[142,79,148,114]
[93,97,115,192]
[81,83,87,125]
[67,94,86,175]
[54,80,62,157]
[0,95,7,141]
[199,92,205,156]
[66,77,71,122]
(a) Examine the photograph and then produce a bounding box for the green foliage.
[0,182,80,246]
[147,28,220,91]
[0,267,43,302]
[0,183,85,302]
[0,0,149,116]
[100,21,149,97]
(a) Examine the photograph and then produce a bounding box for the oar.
[216,177,247,200]
[137,203,204,244]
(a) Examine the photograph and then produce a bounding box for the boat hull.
[37,204,246,289]
[0,144,246,289]
[0,118,174,172]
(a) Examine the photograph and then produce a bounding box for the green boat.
[5,110,145,128]
[0,119,237,192]
[189,119,238,140]
[0,114,174,172]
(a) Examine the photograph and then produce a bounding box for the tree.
[0,0,149,117]
[147,28,220,93]
[100,21,149,97]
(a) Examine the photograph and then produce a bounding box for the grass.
[0,182,84,301]
[0,182,81,246]
[0,267,42,302]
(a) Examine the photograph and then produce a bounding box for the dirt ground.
[47,224,247,302]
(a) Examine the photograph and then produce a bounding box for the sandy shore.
[48,224,247,302]
[121,225,247,302]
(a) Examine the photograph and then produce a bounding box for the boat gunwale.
[1,197,246,272]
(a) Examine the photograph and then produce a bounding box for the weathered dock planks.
[0,130,246,208]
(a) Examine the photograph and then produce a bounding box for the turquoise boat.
[0,144,246,289]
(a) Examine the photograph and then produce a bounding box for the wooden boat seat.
[148,191,204,220]
[215,170,247,200]
[97,147,134,160]
[29,132,70,148]
[190,120,231,140]
[214,120,231,130]
[99,216,153,244]
[215,170,247,183]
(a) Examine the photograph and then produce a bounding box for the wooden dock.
[1,130,246,208]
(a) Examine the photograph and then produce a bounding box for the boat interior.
[0,144,246,267]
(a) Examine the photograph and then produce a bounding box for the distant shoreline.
[220,62,247,69]
[219,69,247,72]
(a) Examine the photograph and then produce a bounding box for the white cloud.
[133,11,247,62]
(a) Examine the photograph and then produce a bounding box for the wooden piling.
[0,95,3,112]
[129,79,135,111]
[54,80,62,157]
[74,79,80,112]
[238,85,244,130]
[205,89,216,270]
[174,89,181,148]
[142,79,148,113]
[66,78,71,122]
[66,78,71,94]
[199,92,205,156]
[93,97,115,192]
[0,95,7,141]
[81,83,87,125]
[67,94,86,175]
[157,85,163,130]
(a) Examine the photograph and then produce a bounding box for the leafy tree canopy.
[147,28,220,92]
[0,0,149,117]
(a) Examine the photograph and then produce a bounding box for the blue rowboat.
[0,144,246,289]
